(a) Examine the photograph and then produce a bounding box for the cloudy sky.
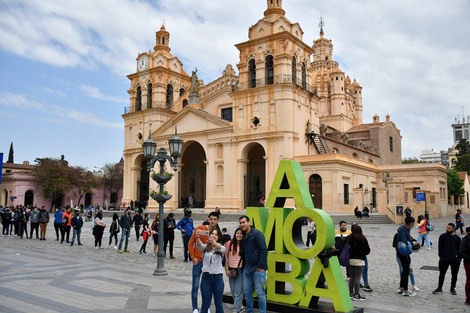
[1,0,469,169]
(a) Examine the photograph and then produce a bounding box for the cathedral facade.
[121,1,449,221]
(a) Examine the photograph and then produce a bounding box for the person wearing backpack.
[107,213,120,249]
[393,233,419,291]
[396,216,418,297]
[416,215,431,249]
[348,224,370,301]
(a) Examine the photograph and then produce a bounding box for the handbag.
[338,239,351,266]
[61,216,68,225]
[228,267,238,277]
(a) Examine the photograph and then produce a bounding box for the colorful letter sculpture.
[246,160,353,312]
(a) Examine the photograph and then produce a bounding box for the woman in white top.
[196,228,226,313]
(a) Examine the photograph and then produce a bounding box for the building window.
[292,56,297,84]
[389,136,393,152]
[302,62,306,89]
[135,86,142,111]
[180,88,185,96]
[344,184,349,205]
[265,55,274,85]
[430,195,436,204]
[183,99,188,108]
[412,187,420,200]
[221,108,233,122]
[166,84,173,108]
[249,59,256,88]
[147,83,152,109]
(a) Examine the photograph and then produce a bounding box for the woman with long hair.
[93,212,106,249]
[348,224,370,301]
[225,228,244,313]
[417,215,431,249]
[197,228,225,313]
[107,213,120,249]
[139,213,151,254]
[152,213,159,257]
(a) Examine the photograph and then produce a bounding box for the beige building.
[121,0,449,221]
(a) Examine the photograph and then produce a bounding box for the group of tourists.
[1,205,49,239]
[185,211,267,313]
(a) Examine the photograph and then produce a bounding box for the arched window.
[302,62,307,89]
[162,37,165,45]
[183,99,189,108]
[135,86,142,111]
[265,55,274,85]
[292,56,297,84]
[249,59,256,88]
[147,83,152,109]
[166,84,173,108]
[24,190,34,206]
[309,174,322,209]
[179,88,185,96]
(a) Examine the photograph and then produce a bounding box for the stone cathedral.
[121,0,448,221]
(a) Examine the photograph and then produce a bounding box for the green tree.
[456,154,470,174]
[447,169,465,202]
[103,160,124,204]
[33,157,73,210]
[456,139,470,157]
[70,166,100,207]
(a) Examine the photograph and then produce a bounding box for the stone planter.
[151,174,173,185]
[151,194,173,203]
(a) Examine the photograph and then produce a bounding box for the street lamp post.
[142,128,183,276]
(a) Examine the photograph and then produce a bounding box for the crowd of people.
[3,204,470,311]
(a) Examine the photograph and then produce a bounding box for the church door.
[244,144,266,207]
[180,142,206,208]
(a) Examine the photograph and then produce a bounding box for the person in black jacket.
[133,210,143,241]
[433,223,462,295]
[348,224,370,301]
[164,213,176,259]
[1,208,11,236]
[70,210,83,246]
[459,226,470,305]
[118,207,133,253]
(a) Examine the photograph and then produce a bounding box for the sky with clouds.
[0,0,469,169]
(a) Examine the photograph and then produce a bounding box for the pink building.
[1,162,123,211]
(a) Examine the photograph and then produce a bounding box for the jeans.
[192,261,203,310]
[396,254,415,286]
[201,273,224,313]
[118,229,130,250]
[229,268,244,312]
[348,265,364,295]
[362,257,369,286]
[417,232,431,248]
[243,269,266,313]
[2,223,9,235]
[397,253,411,290]
[71,228,81,244]
[457,221,465,234]
[109,232,118,246]
[30,222,39,238]
[182,234,190,261]
[438,259,460,289]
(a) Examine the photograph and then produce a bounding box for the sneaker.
[78,243,82,246]
[402,291,416,297]
[465,300,470,305]
[350,294,355,300]
[363,285,373,292]
[356,294,366,301]
[95,246,99,249]
[142,251,147,254]
[450,288,457,295]
[139,251,143,254]
[114,246,117,250]
[124,249,130,252]
[153,253,156,257]
[70,243,73,246]
[432,288,443,294]
[351,294,360,301]
[170,256,175,259]
[397,288,404,293]
[411,285,419,291]
[118,250,122,253]
[360,283,364,288]
[193,309,199,313]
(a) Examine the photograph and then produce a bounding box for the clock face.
[138,56,148,71]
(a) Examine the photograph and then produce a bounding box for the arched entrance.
[85,192,92,207]
[180,142,206,208]
[244,144,266,207]
[138,158,149,209]
[309,174,322,209]
[24,190,34,206]
[1,189,8,207]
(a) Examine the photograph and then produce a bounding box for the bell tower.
[154,25,170,52]
[264,0,285,16]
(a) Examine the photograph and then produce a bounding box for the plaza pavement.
[0,213,468,313]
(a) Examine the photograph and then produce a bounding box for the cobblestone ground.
[0,213,469,312]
